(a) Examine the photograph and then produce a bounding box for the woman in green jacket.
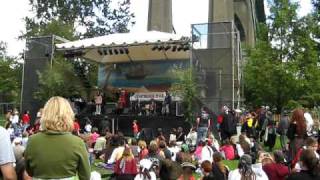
[25,96,91,180]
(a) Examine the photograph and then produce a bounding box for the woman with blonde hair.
[114,145,138,179]
[25,96,90,180]
[138,140,149,160]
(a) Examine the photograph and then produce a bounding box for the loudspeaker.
[21,36,54,122]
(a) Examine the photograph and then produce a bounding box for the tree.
[24,0,135,38]
[34,56,86,102]
[22,0,135,101]
[170,67,199,124]
[0,42,22,103]
[244,0,320,111]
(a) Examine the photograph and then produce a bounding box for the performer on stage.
[162,91,171,115]
[95,91,103,115]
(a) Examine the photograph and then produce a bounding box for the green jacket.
[25,131,90,180]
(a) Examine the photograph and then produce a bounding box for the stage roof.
[56,31,190,64]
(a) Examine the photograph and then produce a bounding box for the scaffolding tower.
[191,22,243,112]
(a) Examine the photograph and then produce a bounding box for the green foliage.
[21,19,76,40]
[0,42,22,102]
[21,0,135,101]
[25,0,134,38]
[245,0,320,111]
[34,56,86,102]
[170,67,198,124]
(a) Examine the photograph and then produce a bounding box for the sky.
[0,0,313,57]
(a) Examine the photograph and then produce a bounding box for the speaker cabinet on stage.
[21,36,54,122]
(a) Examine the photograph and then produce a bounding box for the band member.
[95,91,103,115]
[162,91,171,115]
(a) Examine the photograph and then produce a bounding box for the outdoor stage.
[79,113,190,137]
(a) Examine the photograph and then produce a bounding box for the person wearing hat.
[178,162,196,180]
[228,154,268,180]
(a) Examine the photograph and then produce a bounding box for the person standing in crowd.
[287,108,307,161]
[24,96,90,180]
[228,154,268,180]
[257,107,267,142]
[196,107,210,144]
[277,110,290,150]
[241,113,256,138]
[265,112,277,152]
[220,106,237,141]
[22,111,30,132]
[95,91,103,115]
[0,126,17,180]
[287,149,320,180]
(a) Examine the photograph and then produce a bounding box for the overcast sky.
[0,0,313,57]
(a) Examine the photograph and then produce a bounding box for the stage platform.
[78,114,190,137]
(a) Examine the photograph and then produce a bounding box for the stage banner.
[130,92,181,101]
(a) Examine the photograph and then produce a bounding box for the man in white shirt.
[0,126,17,180]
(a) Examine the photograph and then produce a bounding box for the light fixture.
[103,49,108,55]
[158,45,164,51]
[108,49,113,55]
[124,48,129,54]
[172,46,177,52]
[98,49,103,55]
[164,45,171,51]
[183,45,190,51]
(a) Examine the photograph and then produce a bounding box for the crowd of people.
[1,96,320,180]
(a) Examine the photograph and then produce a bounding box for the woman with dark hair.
[287,149,320,180]
[287,109,307,161]
[228,154,268,180]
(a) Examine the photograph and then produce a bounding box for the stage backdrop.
[98,59,189,92]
